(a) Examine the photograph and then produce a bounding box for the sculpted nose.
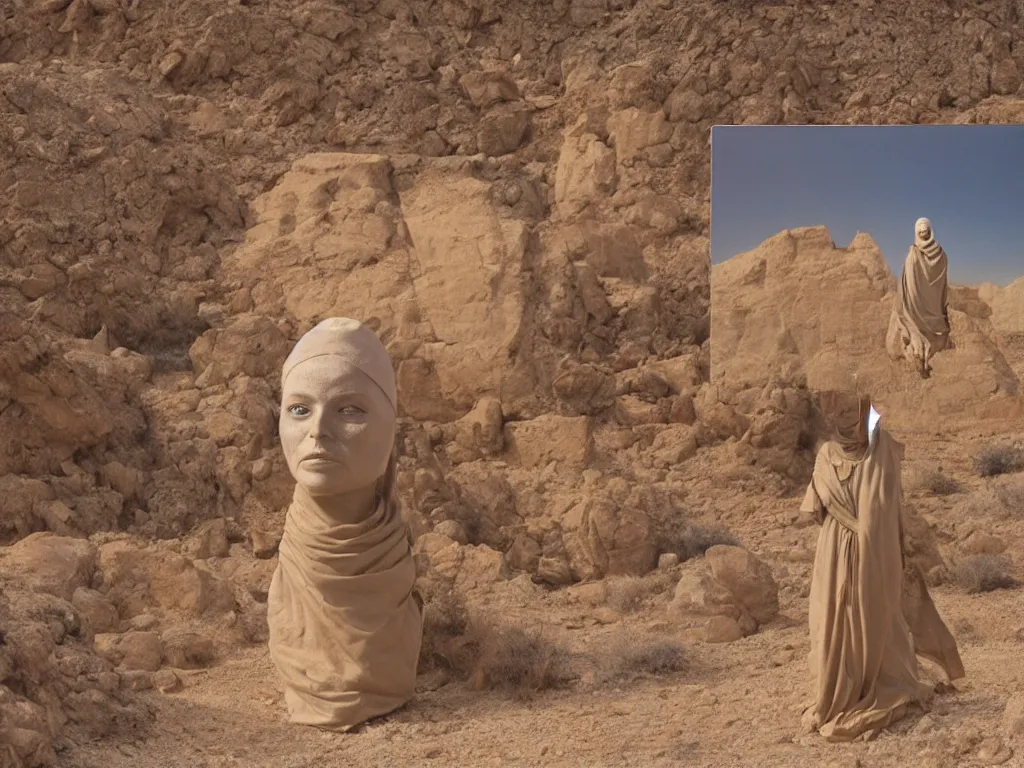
[308,409,330,440]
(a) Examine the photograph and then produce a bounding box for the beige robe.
[267,488,422,731]
[886,244,950,369]
[800,428,963,741]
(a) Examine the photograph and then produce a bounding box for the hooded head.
[278,318,397,501]
[815,389,873,457]
[914,217,942,257]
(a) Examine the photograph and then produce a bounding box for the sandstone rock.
[669,569,740,621]
[153,669,183,694]
[162,630,216,669]
[536,555,574,586]
[977,737,1013,765]
[96,631,163,672]
[188,314,291,381]
[613,395,666,426]
[454,544,511,591]
[704,545,779,625]
[566,581,608,605]
[503,533,540,575]
[704,616,745,644]
[99,540,237,619]
[72,588,120,635]
[445,396,504,463]
[476,105,530,157]
[3,533,98,601]
[505,415,591,469]
[182,518,231,560]
[2,725,56,767]
[651,425,699,467]
[979,277,1024,335]
[658,553,680,570]
[399,168,530,419]
[129,613,160,632]
[251,527,283,559]
[551,363,617,415]
[711,227,1022,433]
[555,115,618,218]
[0,476,56,541]
[459,70,520,108]
[606,108,673,166]
[120,670,154,691]
[668,395,697,425]
[564,497,657,578]
[434,520,469,546]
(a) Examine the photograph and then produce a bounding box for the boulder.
[2,533,98,601]
[704,545,780,625]
[564,496,658,578]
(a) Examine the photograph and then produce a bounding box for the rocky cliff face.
[711,227,1023,454]
[6,0,1024,761]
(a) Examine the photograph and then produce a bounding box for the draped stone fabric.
[268,488,422,731]
[799,417,963,742]
[886,217,950,376]
[267,317,422,732]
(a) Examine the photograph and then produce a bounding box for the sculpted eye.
[340,405,366,417]
[288,404,310,417]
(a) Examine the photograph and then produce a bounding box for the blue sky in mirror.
[710,125,1024,287]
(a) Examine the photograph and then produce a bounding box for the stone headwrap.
[281,318,397,411]
[914,217,941,259]
[816,389,872,458]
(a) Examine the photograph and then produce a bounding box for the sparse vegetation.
[973,443,1024,478]
[418,590,472,673]
[950,554,1019,594]
[659,523,740,562]
[921,470,961,496]
[994,479,1024,514]
[469,625,574,698]
[604,573,674,614]
[597,633,689,684]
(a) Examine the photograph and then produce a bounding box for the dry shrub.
[418,590,472,673]
[994,479,1024,514]
[605,573,674,614]
[469,625,574,698]
[670,523,740,561]
[922,470,961,496]
[597,631,688,684]
[950,555,1018,594]
[973,443,1024,478]
[656,517,739,562]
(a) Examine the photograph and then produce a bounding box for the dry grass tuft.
[973,443,1024,478]
[659,523,739,562]
[418,590,472,673]
[604,573,674,614]
[994,479,1024,514]
[921,470,961,496]
[950,554,1018,594]
[469,625,574,698]
[596,631,688,684]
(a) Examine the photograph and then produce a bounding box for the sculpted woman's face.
[279,356,396,497]
[916,220,932,240]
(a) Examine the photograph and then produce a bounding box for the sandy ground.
[62,417,1024,768]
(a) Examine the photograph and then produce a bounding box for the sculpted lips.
[301,452,340,465]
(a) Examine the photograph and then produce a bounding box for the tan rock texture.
[712,227,1023,442]
[3,0,1024,764]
